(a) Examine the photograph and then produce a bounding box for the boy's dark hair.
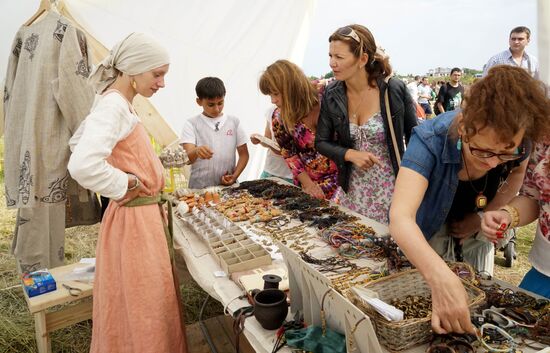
[450,67,462,75]
[195,77,226,99]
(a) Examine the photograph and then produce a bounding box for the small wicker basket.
[346,269,485,351]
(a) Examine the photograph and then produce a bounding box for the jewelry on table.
[347,317,367,350]
[320,288,333,336]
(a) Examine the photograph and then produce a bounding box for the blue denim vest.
[400,111,461,240]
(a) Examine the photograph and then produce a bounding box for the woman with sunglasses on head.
[315,24,417,224]
[389,65,550,334]
[259,60,339,199]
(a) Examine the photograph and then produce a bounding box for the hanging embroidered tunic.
[3,12,94,208]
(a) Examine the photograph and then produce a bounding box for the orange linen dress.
[90,122,187,353]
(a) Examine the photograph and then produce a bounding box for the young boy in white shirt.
[180,77,249,189]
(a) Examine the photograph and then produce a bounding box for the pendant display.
[475,193,487,209]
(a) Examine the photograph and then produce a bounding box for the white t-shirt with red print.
[180,113,248,189]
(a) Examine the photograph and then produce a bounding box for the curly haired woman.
[389,65,550,334]
[482,140,550,298]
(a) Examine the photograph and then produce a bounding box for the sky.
[301,0,538,77]
[0,1,539,80]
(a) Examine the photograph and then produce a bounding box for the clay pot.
[262,274,282,289]
[253,289,288,330]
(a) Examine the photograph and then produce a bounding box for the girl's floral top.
[271,108,338,199]
[519,142,549,275]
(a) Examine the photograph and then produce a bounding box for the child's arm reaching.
[181,143,213,164]
[221,143,249,185]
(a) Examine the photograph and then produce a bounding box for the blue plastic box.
[22,269,57,298]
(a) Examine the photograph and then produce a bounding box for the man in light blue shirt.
[483,26,539,79]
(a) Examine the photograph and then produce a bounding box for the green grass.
[493,221,537,285]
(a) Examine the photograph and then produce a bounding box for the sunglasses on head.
[337,26,361,44]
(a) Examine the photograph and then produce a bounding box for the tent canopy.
[2,0,317,181]
[66,0,317,180]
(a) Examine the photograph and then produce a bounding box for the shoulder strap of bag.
[384,76,401,165]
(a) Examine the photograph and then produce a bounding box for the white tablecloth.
[173,210,547,353]
[173,217,292,353]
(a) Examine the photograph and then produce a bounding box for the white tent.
[1,0,317,180]
[2,0,548,180]
[539,0,550,84]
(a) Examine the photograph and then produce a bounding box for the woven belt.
[124,193,174,260]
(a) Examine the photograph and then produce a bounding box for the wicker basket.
[346,269,485,351]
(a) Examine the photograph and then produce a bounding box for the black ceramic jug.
[253,288,288,330]
[262,274,282,289]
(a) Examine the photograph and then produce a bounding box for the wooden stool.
[23,263,94,353]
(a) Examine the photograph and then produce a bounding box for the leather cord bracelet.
[127,173,140,191]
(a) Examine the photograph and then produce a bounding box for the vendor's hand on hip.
[117,176,148,205]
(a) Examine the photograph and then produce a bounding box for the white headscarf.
[88,32,170,94]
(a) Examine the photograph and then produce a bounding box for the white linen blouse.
[68,92,139,200]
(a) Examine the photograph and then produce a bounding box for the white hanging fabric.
[63,0,317,180]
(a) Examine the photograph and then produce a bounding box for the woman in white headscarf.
[68,33,187,353]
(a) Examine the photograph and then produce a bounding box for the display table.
[173,217,293,353]
[172,185,548,353]
[173,206,403,353]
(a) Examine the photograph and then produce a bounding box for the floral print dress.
[519,142,550,278]
[271,108,338,199]
[333,113,395,224]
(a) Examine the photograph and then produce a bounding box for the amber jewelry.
[391,295,432,319]
[299,251,356,273]
[533,311,550,345]
[264,216,290,229]
[131,79,137,90]
[329,267,382,293]
[500,204,520,229]
[320,288,333,336]
[476,323,517,353]
[426,338,475,353]
[347,317,367,350]
[461,148,488,209]
[425,343,456,353]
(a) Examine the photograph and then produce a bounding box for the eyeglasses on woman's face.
[468,146,524,161]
